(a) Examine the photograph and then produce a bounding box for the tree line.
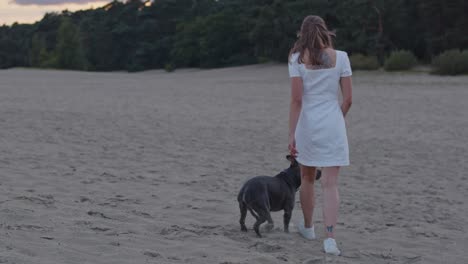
[0,0,466,71]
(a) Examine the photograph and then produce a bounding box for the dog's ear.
[286,155,298,166]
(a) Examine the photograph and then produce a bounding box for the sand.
[0,66,467,264]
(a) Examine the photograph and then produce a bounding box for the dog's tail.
[247,207,259,219]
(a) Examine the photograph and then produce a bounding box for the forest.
[0,0,466,71]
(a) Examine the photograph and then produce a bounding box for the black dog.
[237,155,321,237]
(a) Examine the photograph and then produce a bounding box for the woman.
[287,15,352,256]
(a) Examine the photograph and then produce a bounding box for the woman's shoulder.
[289,52,300,63]
[334,50,349,58]
[335,50,348,58]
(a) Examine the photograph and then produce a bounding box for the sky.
[0,0,115,25]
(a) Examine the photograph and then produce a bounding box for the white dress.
[288,50,352,167]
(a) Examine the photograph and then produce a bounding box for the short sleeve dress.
[288,50,352,167]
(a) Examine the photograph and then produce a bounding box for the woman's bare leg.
[300,165,316,228]
[321,166,340,238]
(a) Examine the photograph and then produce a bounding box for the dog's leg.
[283,209,292,233]
[263,211,274,232]
[253,214,267,237]
[252,207,273,237]
[239,202,248,232]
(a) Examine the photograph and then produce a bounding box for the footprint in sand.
[143,251,162,258]
[178,181,198,186]
[14,194,55,208]
[7,224,52,232]
[78,196,92,203]
[302,257,323,264]
[206,199,223,203]
[248,241,282,253]
[75,220,112,233]
[160,224,222,239]
[98,195,142,208]
[167,256,181,261]
[131,210,153,219]
[100,172,119,183]
[81,178,100,184]
[87,211,112,219]
[90,226,111,232]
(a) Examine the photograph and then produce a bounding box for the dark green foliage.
[164,63,175,72]
[172,11,254,68]
[416,0,468,60]
[55,17,86,70]
[249,1,297,62]
[0,0,466,71]
[349,54,380,70]
[384,50,418,71]
[0,23,31,68]
[431,50,468,75]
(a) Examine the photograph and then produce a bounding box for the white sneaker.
[323,238,341,255]
[297,220,315,240]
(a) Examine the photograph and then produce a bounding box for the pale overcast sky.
[0,0,113,25]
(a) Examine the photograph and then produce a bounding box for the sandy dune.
[0,66,467,264]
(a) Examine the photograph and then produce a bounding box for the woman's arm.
[340,76,352,117]
[288,77,303,155]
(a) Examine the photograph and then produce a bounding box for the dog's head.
[286,155,301,189]
[286,154,298,168]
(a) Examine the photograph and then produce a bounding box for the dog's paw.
[264,223,274,232]
[241,226,247,232]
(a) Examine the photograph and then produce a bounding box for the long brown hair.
[289,15,335,66]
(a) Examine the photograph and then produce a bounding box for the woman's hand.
[288,135,298,157]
